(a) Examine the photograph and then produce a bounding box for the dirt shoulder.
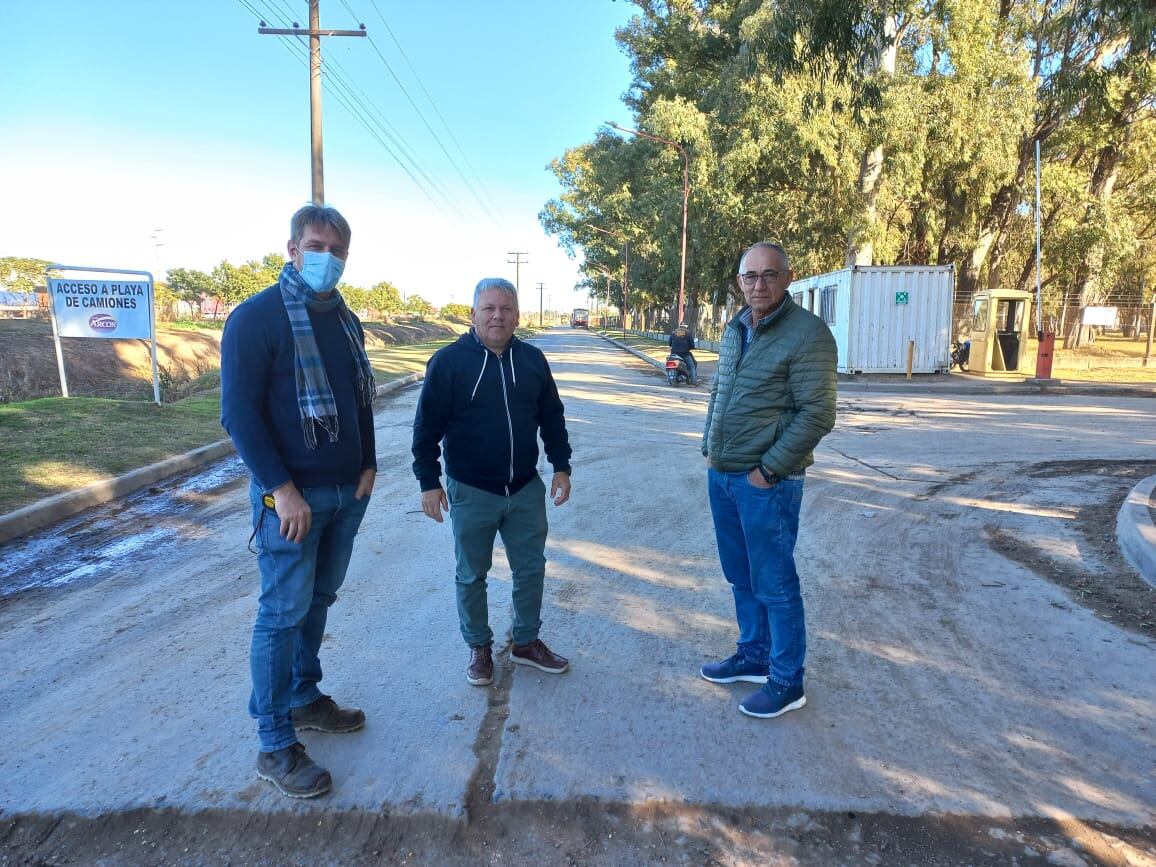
[5,802,1152,866]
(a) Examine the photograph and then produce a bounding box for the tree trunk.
[1062,127,1128,348]
[956,112,1061,305]
[844,15,900,267]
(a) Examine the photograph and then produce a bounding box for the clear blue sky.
[0,1,638,309]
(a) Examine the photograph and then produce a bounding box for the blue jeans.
[248,479,369,752]
[707,468,806,687]
[446,475,548,647]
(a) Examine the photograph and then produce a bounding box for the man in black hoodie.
[412,278,573,687]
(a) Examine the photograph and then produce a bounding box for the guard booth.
[967,288,1033,374]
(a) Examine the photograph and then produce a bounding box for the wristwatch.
[757,465,780,486]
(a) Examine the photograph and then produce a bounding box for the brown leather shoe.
[467,644,494,685]
[511,638,569,674]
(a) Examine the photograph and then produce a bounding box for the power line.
[240,0,460,220]
[255,0,368,205]
[363,0,499,208]
[339,0,503,229]
[275,34,459,221]
[321,50,460,208]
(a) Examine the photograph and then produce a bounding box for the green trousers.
[446,475,549,647]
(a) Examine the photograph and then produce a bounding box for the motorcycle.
[950,339,971,371]
[665,354,693,386]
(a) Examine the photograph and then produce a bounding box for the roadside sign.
[1081,306,1118,327]
[47,278,153,339]
[44,265,160,405]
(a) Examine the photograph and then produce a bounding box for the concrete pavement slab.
[492,374,1156,824]
[3,330,1153,842]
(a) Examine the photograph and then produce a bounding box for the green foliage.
[405,294,434,316]
[542,0,1156,328]
[441,303,472,321]
[0,257,51,293]
[338,282,371,314]
[165,267,215,316]
[371,281,404,316]
[211,260,262,306]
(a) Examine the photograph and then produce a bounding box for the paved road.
[2,327,1153,831]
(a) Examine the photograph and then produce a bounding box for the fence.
[950,302,1153,342]
[602,300,1154,372]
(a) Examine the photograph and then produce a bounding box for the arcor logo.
[89,313,117,331]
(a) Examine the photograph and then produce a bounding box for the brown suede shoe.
[467,644,494,686]
[291,695,365,733]
[511,638,569,674]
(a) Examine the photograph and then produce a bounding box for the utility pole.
[536,282,545,327]
[149,228,165,277]
[258,2,366,205]
[507,251,528,296]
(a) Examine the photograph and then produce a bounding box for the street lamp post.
[606,121,689,325]
[590,225,628,338]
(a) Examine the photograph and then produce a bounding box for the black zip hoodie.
[412,330,571,495]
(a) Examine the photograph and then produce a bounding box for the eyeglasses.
[738,270,780,288]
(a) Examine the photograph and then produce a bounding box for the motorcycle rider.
[668,322,698,385]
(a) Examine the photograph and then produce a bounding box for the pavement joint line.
[465,635,514,823]
[0,373,425,547]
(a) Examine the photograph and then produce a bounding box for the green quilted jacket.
[702,297,837,475]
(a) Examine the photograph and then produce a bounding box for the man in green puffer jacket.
[699,242,837,720]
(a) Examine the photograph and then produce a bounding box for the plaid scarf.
[278,262,376,449]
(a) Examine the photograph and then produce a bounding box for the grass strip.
[0,339,459,516]
[0,396,225,514]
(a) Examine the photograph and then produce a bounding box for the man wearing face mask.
[221,204,377,799]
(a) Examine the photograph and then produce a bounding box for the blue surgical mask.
[297,251,346,294]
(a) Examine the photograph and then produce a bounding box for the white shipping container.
[789,265,956,374]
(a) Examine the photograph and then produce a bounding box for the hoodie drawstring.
[470,350,489,401]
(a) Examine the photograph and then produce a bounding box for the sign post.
[44,265,160,405]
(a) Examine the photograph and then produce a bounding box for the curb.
[0,373,425,546]
[1117,474,1156,590]
[595,332,669,373]
[593,331,1156,398]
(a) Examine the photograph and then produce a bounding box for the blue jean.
[248,479,369,752]
[707,468,806,687]
[446,475,548,647]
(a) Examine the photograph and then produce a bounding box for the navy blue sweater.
[412,331,571,495]
[220,285,377,492]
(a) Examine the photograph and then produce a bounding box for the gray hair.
[738,242,790,273]
[289,204,352,250]
[473,277,519,308]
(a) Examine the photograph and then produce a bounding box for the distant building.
[0,291,44,319]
